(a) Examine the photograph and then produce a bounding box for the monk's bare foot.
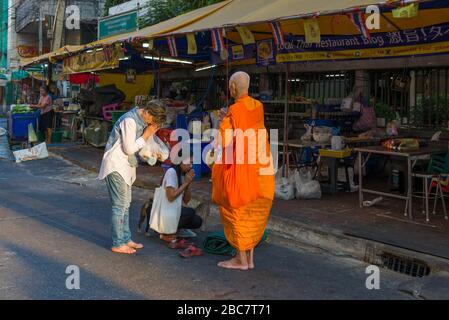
[247,258,254,269]
[247,250,254,269]
[111,245,136,254]
[217,257,249,271]
[127,241,144,249]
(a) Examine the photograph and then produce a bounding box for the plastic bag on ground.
[13,142,49,163]
[28,123,38,143]
[294,170,321,199]
[275,166,296,200]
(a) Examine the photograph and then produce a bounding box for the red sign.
[17,46,50,58]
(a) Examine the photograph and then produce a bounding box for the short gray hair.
[139,99,166,126]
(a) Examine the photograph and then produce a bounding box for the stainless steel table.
[275,140,330,149]
[355,145,447,219]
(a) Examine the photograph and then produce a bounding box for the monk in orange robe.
[211,71,275,271]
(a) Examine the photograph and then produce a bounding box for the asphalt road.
[0,155,415,300]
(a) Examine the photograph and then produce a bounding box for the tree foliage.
[140,0,223,27]
[103,0,128,17]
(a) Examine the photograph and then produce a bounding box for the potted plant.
[375,102,395,127]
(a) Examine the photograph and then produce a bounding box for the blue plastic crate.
[11,111,39,141]
[305,119,336,128]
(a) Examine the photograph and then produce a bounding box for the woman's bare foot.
[127,241,144,249]
[218,254,249,271]
[111,245,136,254]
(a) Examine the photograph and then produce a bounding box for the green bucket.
[111,111,127,125]
[51,131,64,143]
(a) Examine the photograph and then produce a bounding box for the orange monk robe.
[212,95,275,251]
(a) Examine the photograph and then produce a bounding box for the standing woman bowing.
[99,101,166,254]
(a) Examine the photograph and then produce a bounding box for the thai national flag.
[167,36,178,57]
[269,22,285,46]
[211,28,225,52]
[348,12,371,39]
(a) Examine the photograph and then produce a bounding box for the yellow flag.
[236,26,255,45]
[187,33,197,55]
[147,39,154,50]
[392,3,419,18]
[304,19,321,44]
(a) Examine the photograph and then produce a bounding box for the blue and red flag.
[348,12,371,39]
[211,28,225,52]
[167,36,178,57]
[269,22,286,46]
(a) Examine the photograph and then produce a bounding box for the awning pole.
[283,63,290,178]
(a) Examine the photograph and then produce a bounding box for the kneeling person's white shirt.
[164,168,184,197]
[98,118,146,186]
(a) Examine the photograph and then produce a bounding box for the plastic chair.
[408,151,449,221]
[427,151,449,174]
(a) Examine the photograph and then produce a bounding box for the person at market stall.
[98,100,167,255]
[211,71,275,271]
[30,86,53,145]
[48,83,60,101]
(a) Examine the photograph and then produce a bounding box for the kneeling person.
[160,157,203,244]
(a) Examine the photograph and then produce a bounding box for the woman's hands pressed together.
[142,123,160,140]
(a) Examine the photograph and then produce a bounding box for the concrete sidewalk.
[50,144,449,273]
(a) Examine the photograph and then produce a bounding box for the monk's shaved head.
[229,71,250,99]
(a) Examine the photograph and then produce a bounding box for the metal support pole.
[283,63,290,178]
[358,151,363,207]
[39,7,43,55]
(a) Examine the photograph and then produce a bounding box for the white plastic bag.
[341,97,353,111]
[13,142,49,163]
[149,177,183,235]
[139,135,170,166]
[301,124,312,141]
[294,170,321,199]
[275,167,296,200]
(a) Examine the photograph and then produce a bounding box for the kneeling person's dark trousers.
[178,207,202,230]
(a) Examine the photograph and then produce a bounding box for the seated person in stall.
[30,86,53,144]
[159,155,204,249]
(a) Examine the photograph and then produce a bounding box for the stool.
[318,156,355,194]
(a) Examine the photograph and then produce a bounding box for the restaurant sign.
[18,46,50,58]
[276,22,449,63]
[63,44,124,74]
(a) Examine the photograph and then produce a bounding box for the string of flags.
[136,2,421,58]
